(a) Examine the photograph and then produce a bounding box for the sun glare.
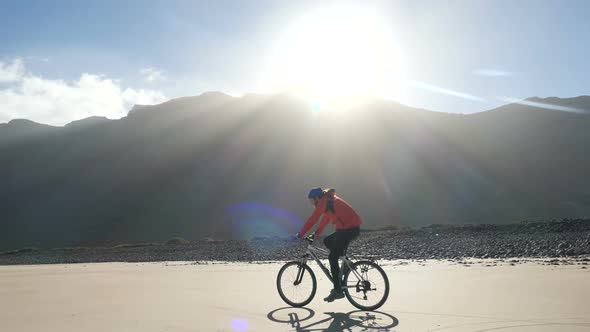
[265,6,406,110]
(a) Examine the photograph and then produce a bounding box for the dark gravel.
[1,218,589,265]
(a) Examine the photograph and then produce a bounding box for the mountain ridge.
[2,93,589,129]
[1,92,589,250]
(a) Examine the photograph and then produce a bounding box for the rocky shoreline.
[1,219,589,265]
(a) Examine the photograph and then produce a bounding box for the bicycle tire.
[276,261,317,307]
[342,260,389,311]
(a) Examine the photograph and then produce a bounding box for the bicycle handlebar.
[292,233,315,244]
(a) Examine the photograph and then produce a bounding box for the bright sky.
[1,0,589,125]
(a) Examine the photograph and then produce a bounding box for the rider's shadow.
[267,307,399,332]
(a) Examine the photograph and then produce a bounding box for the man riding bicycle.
[297,187,362,302]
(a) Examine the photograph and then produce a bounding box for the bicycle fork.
[294,265,305,285]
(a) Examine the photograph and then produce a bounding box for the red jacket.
[298,191,362,238]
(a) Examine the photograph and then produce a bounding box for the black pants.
[323,227,360,291]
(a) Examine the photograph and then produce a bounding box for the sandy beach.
[1,260,589,332]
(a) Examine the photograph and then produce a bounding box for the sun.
[265,5,406,109]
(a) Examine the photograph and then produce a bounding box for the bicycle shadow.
[267,307,399,332]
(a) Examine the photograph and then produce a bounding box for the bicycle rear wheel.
[342,260,389,311]
[277,261,317,307]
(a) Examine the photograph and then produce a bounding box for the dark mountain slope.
[1,93,589,250]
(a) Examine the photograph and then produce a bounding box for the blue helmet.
[308,187,323,199]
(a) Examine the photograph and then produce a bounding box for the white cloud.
[25,56,50,63]
[140,67,165,82]
[475,69,513,77]
[122,88,166,105]
[0,58,166,126]
[0,58,25,82]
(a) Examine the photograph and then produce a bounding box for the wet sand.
[1,260,589,331]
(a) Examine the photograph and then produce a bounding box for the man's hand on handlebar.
[291,232,315,243]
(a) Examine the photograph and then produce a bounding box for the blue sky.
[1,0,589,125]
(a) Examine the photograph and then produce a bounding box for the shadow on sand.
[267,307,399,332]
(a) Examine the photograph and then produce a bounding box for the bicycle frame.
[296,242,363,287]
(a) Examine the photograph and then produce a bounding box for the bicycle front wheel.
[343,260,389,311]
[276,261,317,307]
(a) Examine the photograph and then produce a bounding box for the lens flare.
[225,202,303,240]
[410,81,485,102]
[231,318,248,332]
[500,97,589,113]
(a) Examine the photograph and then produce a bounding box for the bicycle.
[276,234,390,311]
